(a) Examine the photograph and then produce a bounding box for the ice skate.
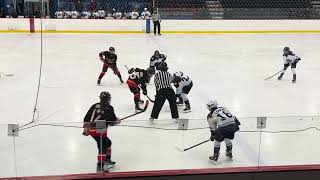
[138,99,144,104]
[176,97,183,106]
[96,162,109,172]
[278,73,284,80]
[97,79,101,85]
[209,153,219,164]
[135,104,143,112]
[149,117,155,124]
[183,101,191,112]
[119,78,124,83]
[103,160,116,170]
[226,151,233,159]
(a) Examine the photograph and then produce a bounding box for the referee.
[152,10,161,35]
[150,62,179,123]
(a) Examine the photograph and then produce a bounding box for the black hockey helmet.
[128,68,135,74]
[154,50,160,57]
[159,61,168,71]
[100,91,111,104]
[109,46,115,53]
[283,47,290,54]
[173,75,182,83]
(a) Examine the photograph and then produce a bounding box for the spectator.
[0,7,6,18]
[75,0,83,13]
[90,0,97,12]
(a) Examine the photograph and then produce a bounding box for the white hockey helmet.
[207,100,218,111]
[144,8,147,11]
[174,71,183,77]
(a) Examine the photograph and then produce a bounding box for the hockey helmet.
[207,100,218,111]
[154,50,160,57]
[109,46,115,53]
[283,47,290,54]
[100,91,111,104]
[174,71,183,78]
[128,68,135,74]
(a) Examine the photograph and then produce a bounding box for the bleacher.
[156,0,211,19]
[220,0,312,19]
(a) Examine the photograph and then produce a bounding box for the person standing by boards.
[152,10,161,35]
[150,62,179,123]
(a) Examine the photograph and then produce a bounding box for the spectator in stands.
[152,10,161,35]
[9,4,17,18]
[75,0,83,13]
[0,7,5,18]
[90,0,97,12]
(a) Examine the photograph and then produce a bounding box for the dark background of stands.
[0,0,319,19]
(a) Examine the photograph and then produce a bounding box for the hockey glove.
[293,58,301,64]
[82,122,90,136]
[210,130,216,141]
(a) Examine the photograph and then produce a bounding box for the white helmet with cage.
[207,99,218,111]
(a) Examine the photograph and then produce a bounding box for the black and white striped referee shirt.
[154,70,173,91]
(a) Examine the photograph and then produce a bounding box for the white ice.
[1,34,320,178]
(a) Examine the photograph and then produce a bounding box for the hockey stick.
[145,94,155,103]
[120,100,149,121]
[0,72,14,77]
[124,65,155,103]
[176,139,210,152]
[265,69,283,80]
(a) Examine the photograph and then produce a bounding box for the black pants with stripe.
[151,88,179,119]
[153,21,161,35]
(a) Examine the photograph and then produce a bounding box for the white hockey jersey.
[55,11,64,19]
[207,107,236,131]
[98,10,106,18]
[175,74,192,95]
[141,10,151,19]
[116,12,123,19]
[283,51,301,65]
[131,11,139,19]
[71,11,79,19]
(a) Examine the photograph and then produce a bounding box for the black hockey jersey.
[150,54,166,70]
[84,103,117,127]
[99,51,117,64]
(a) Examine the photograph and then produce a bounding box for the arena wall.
[1,19,320,33]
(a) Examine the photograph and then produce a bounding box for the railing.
[2,116,320,178]
[1,0,320,19]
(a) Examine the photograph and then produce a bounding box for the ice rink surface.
[1,33,320,177]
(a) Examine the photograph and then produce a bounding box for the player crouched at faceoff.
[127,68,151,112]
[206,100,240,164]
[83,91,121,172]
[172,71,193,112]
[278,47,301,83]
[97,46,124,85]
[147,50,167,83]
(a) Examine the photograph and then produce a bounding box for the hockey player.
[147,50,167,83]
[126,68,150,111]
[206,100,240,164]
[172,71,193,112]
[141,8,151,19]
[97,46,124,85]
[278,47,301,83]
[130,9,139,19]
[83,91,120,172]
[55,11,64,19]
